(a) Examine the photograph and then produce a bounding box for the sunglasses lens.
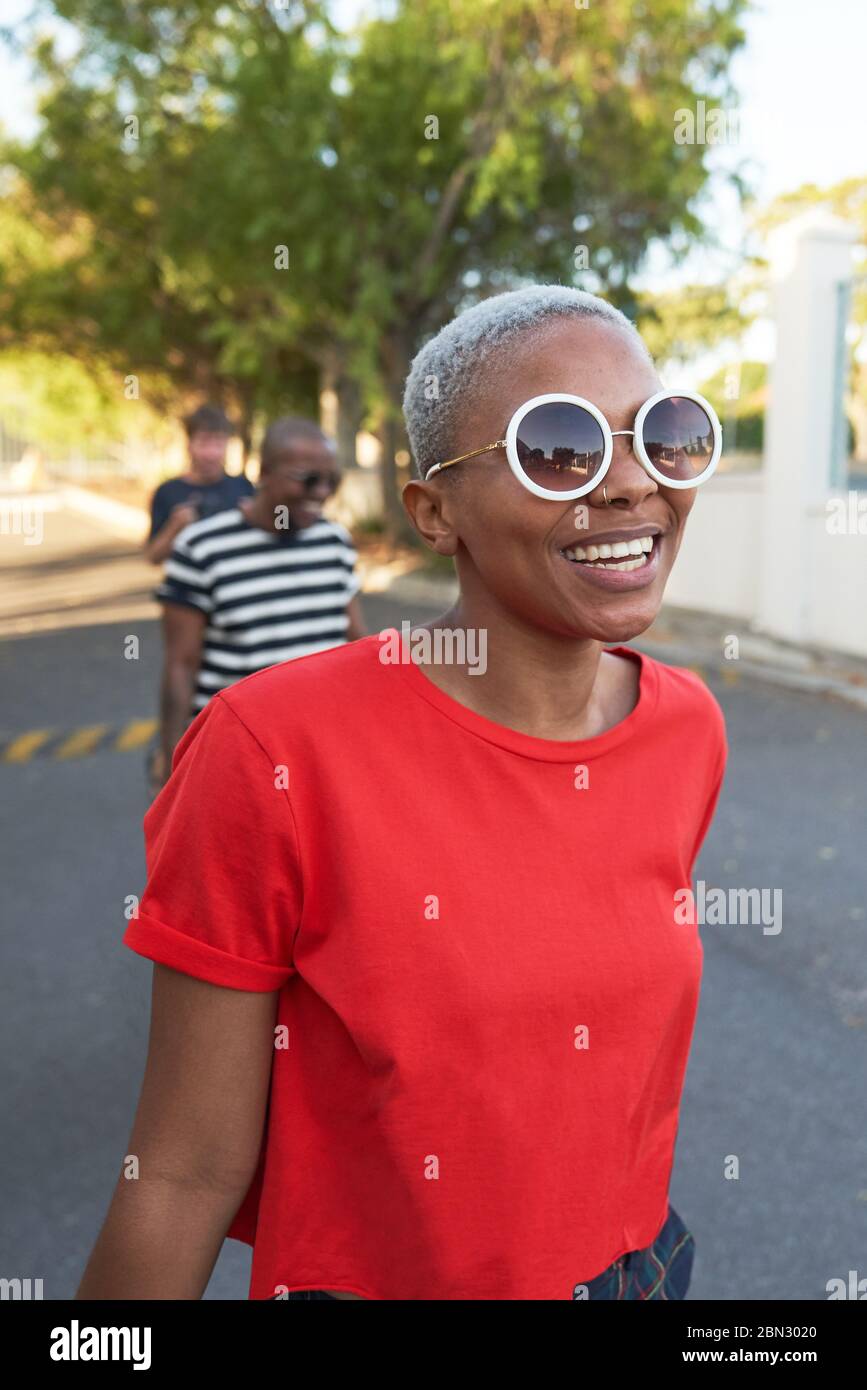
[514,402,606,492]
[642,397,716,480]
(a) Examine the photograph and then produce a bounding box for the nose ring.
[602,484,610,506]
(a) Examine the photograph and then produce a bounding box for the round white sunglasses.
[424,389,723,500]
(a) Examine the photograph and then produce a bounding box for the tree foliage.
[0,0,751,527]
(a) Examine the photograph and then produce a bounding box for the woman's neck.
[407,595,637,742]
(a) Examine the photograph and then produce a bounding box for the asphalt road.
[2,501,866,1301]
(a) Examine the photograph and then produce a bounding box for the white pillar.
[756,212,857,642]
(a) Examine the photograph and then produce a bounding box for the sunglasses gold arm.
[425,439,507,479]
[425,429,638,481]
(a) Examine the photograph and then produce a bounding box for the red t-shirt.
[124,631,727,1301]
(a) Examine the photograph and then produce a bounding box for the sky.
[1,0,865,375]
[667,0,866,290]
[710,0,866,199]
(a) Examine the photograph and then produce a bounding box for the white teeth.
[594,555,647,571]
[563,534,657,564]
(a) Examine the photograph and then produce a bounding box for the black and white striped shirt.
[157,508,361,712]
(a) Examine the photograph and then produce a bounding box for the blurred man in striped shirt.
[151,416,366,792]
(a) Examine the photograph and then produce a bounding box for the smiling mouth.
[559,533,660,572]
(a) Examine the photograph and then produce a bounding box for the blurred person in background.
[144,403,254,566]
[149,415,366,794]
[145,402,256,792]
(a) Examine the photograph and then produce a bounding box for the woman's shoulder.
[642,651,727,750]
[219,634,385,731]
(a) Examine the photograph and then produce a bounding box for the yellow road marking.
[114,718,158,751]
[54,725,110,760]
[3,729,53,762]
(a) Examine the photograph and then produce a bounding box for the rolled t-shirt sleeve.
[124,694,302,991]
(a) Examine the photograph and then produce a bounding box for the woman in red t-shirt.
[78,286,726,1301]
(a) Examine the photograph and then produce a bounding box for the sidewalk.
[364,558,867,712]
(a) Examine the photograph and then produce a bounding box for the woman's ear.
[401,479,460,557]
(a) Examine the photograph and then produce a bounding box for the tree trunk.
[335,374,362,471]
[235,382,256,471]
[380,333,416,546]
[318,355,339,439]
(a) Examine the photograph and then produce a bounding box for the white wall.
[669,212,867,659]
[804,501,867,655]
[663,474,867,660]
[664,472,762,620]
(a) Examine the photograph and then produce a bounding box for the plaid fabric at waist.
[574,1202,696,1301]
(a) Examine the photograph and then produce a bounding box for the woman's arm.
[76,964,279,1300]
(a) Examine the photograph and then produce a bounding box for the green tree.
[635,282,755,370]
[2,0,751,535]
[1,1,337,451]
[698,358,765,453]
[320,0,752,532]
